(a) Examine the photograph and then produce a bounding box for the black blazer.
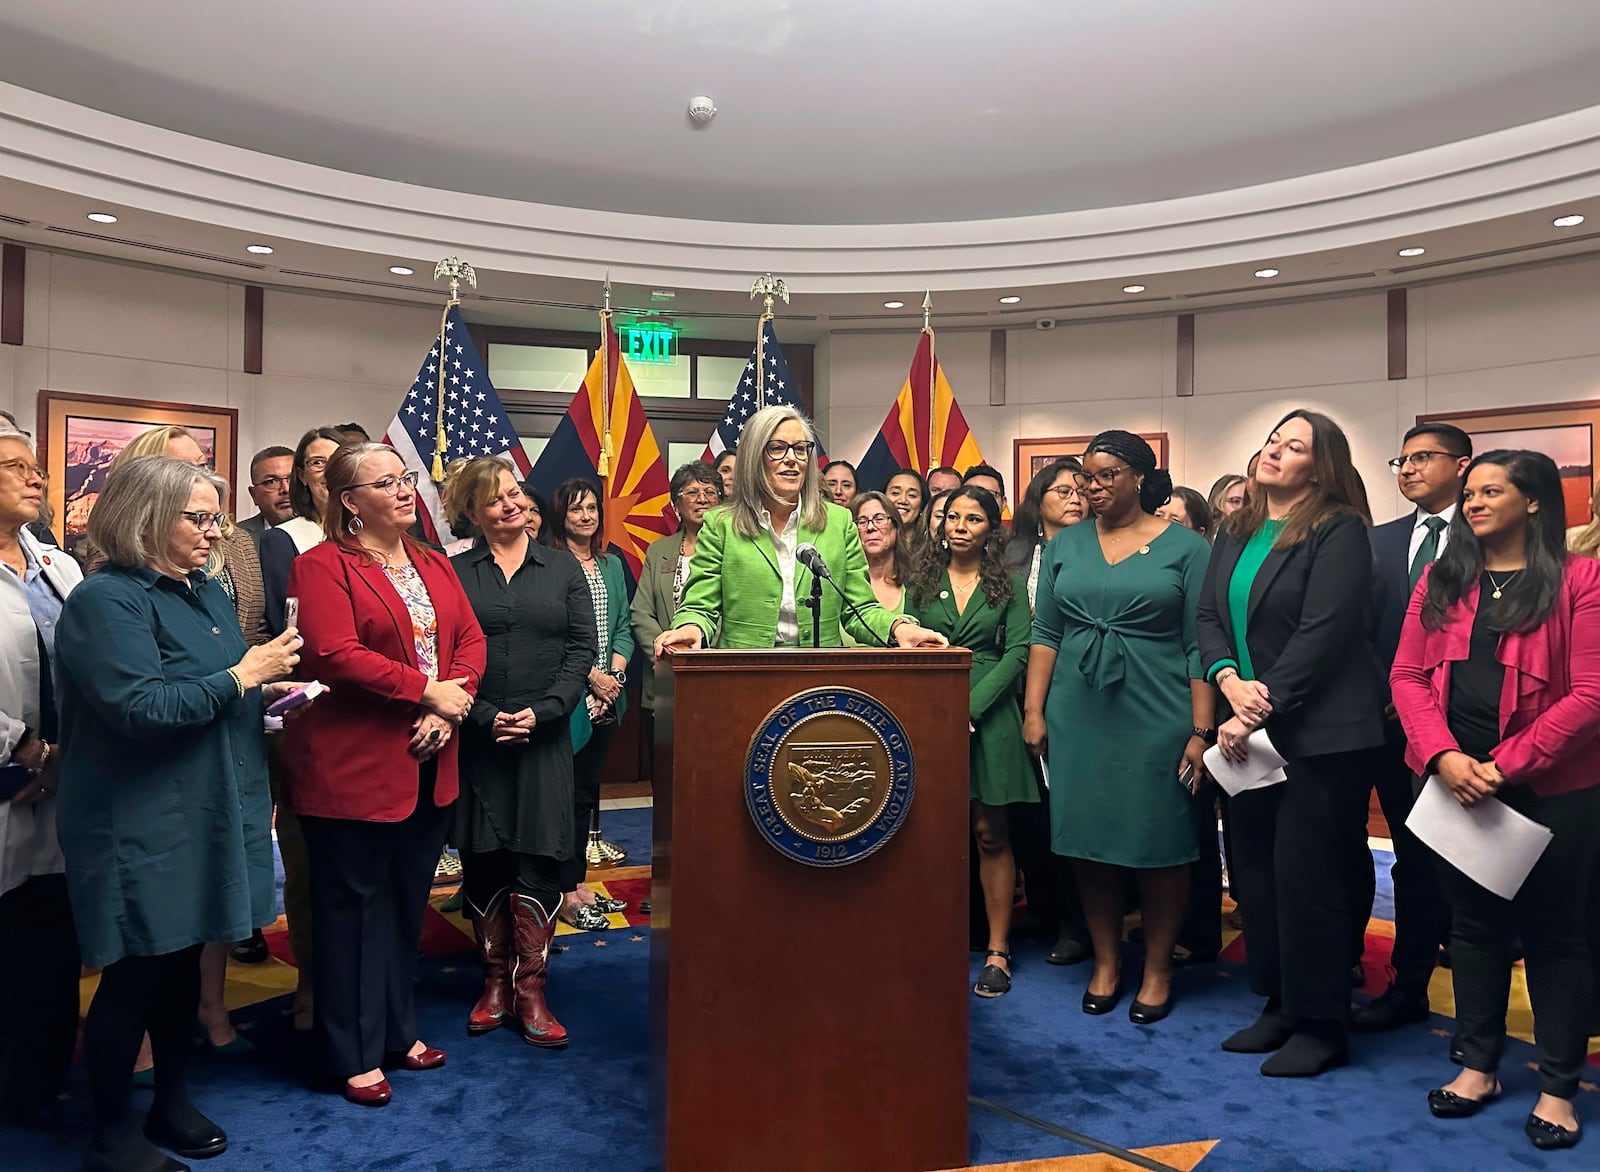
[1197,512,1386,760]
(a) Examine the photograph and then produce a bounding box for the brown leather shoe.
[510,893,569,1048]
[343,1077,392,1107]
[467,891,513,1035]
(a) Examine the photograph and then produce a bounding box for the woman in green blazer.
[549,478,636,931]
[910,485,1035,1000]
[657,406,947,654]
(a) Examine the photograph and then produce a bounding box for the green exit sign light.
[624,325,679,365]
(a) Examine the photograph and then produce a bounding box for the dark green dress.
[921,572,1037,806]
[1032,522,1209,867]
[54,566,273,968]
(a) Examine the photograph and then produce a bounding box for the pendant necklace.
[1486,569,1519,600]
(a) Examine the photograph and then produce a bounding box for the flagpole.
[750,274,790,412]
[922,290,936,473]
[430,256,477,482]
[597,273,614,483]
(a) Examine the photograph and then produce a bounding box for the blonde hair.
[442,455,517,536]
[727,405,827,538]
[1570,481,1600,558]
[108,425,232,574]
[88,455,229,575]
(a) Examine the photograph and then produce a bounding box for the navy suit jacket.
[1370,511,1417,676]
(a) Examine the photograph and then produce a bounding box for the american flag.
[385,304,532,546]
[702,319,826,462]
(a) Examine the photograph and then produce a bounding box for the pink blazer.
[1390,554,1600,797]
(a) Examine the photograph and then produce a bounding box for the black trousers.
[0,874,81,1112]
[300,764,451,1080]
[1230,747,1378,1022]
[1350,742,1451,993]
[1177,791,1224,959]
[1434,782,1600,1099]
[561,721,617,892]
[463,850,562,916]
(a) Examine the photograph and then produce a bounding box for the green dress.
[1032,522,1209,867]
[920,572,1037,806]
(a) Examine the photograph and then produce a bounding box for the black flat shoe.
[1427,1082,1501,1118]
[974,951,1012,998]
[1526,1114,1582,1150]
[145,1110,227,1160]
[1128,998,1172,1025]
[229,930,269,965]
[1351,985,1429,1032]
[1081,980,1122,1016]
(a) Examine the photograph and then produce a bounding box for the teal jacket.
[673,502,902,649]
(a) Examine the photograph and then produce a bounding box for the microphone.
[794,542,892,647]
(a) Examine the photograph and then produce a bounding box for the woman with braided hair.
[1023,431,1214,1025]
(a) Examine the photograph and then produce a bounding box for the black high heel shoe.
[1081,978,1122,1016]
[1128,997,1172,1025]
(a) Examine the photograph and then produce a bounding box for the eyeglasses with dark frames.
[854,514,894,531]
[1072,466,1129,489]
[763,440,815,462]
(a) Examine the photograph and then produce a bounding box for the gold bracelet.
[226,668,246,698]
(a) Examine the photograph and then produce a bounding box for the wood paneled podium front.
[650,648,972,1172]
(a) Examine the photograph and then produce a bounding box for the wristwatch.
[1192,726,1217,745]
[609,669,627,685]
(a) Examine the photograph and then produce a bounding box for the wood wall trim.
[1176,314,1194,397]
[988,329,1006,406]
[243,285,264,374]
[1386,288,1407,381]
[1,243,23,347]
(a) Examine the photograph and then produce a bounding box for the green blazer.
[631,530,686,710]
[673,502,902,649]
[587,551,634,721]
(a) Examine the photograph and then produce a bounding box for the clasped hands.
[651,620,950,658]
[1216,675,1273,764]
[412,675,474,761]
[1436,750,1505,807]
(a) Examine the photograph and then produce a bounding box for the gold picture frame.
[37,390,239,554]
[1417,401,1600,528]
[1013,432,1170,500]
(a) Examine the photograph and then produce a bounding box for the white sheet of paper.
[1202,730,1288,797]
[1406,775,1553,901]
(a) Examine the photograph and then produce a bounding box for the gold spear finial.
[428,257,480,481]
[922,289,933,333]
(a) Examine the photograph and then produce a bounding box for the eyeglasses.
[763,440,815,462]
[854,514,894,531]
[349,470,420,496]
[254,475,292,490]
[1072,466,1128,489]
[0,459,47,484]
[1043,485,1083,500]
[303,457,330,472]
[180,511,227,532]
[678,488,721,503]
[1388,450,1464,471]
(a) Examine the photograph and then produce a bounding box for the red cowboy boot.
[467,891,513,1034]
[509,893,569,1048]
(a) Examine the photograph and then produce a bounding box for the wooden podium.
[651,649,972,1172]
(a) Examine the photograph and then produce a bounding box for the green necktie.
[1408,515,1448,591]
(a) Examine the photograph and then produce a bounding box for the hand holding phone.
[265,680,327,718]
[1178,761,1198,795]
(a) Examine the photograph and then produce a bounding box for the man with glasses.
[238,445,296,539]
[1353,423,1473,1033]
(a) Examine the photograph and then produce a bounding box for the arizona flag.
[530,319,675,582]
[387,304,531,547]
[856,331,985,492]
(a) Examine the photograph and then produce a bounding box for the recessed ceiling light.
[86,212,118,224]
[1553,214,1585,228]
[1122,284,1146,294]
[998,295,1021,304]
[389,266,415,276]
[1397,247,1426,257]
[882,300,905,309]
[246,244,274,255]
[1254,268,1280,279]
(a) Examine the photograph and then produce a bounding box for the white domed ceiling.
[1,0,1599,225]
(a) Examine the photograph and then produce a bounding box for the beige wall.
[818,254,1600,523]
[0,252,434,515]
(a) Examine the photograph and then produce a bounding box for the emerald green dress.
[920,572,1037,806]
[1032,522,1210,867]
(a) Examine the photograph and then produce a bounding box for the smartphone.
[265,680,326,718]
[1178,761,1197,794]
[284,596,299,631]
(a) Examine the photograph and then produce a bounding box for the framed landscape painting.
[36,390,239,553]
[1417,401,1600,529]
[1013,432,1169,501]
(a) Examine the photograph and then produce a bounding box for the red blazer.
[1390,555,1600,797]
[283,541,486,821]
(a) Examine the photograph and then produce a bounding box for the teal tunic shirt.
[54,566,273,968]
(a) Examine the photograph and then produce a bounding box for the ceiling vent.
[45,227,268,269]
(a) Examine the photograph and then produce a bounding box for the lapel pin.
[939,590,949,600]
[41,555,51,565]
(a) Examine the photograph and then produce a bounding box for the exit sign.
[623,325,679,365]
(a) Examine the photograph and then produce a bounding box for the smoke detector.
[687,96,718,124]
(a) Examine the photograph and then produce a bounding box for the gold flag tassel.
[598,274,614,482]
[430,256,478,483]
[922,290,936,473]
